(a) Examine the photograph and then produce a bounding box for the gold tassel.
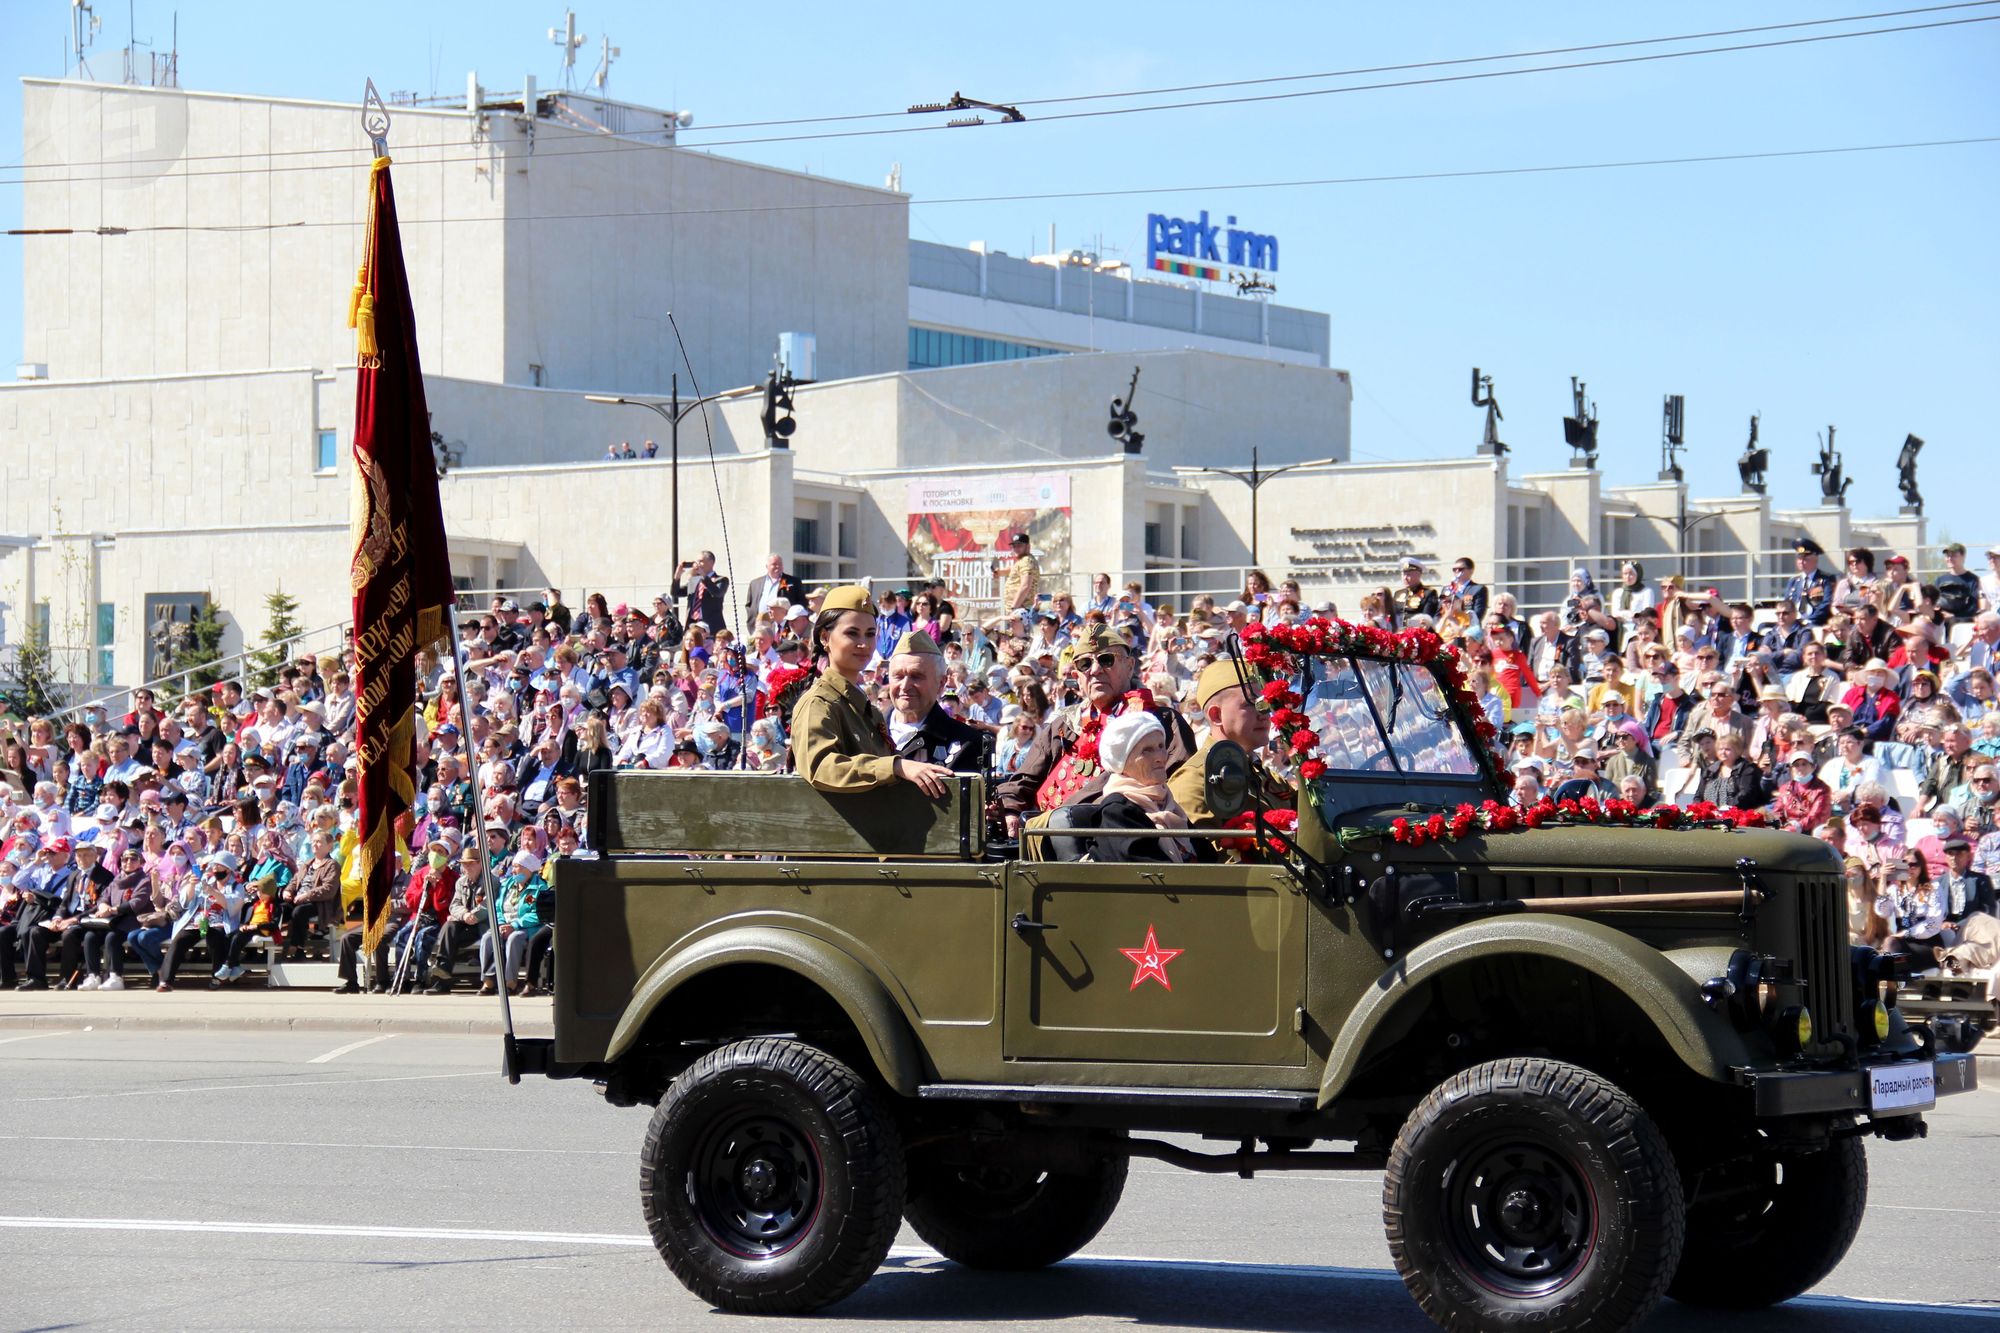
[356,293,378,364]
[347,264,367,329]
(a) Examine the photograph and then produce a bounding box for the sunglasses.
[1080,652,1125,671]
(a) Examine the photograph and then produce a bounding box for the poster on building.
[906,473,1071,610]
[143,592,209,682]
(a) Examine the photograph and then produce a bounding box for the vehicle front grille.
[1796,874,1855,1049]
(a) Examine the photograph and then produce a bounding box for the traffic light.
[762,371,796,449]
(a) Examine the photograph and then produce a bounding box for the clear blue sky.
[4,2,1995,545]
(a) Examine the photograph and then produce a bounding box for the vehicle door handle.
[1010,912,1057,936]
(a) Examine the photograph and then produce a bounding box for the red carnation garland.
[1384,797,1767,848]
[1073,688,1157,764]
[1220,806,1300,856]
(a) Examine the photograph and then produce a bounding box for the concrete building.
[2,75,1921,697]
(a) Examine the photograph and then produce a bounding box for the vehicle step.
[917,1083,1316,1111]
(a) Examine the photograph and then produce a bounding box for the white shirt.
[888,713,924,750]
[1820,755,1884,796]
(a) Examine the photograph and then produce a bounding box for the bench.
[592,770,989,860]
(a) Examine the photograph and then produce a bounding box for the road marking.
[0,1031,76,1049]
[306,1034,399,1064]
[0,1216,654,1247]
[1869,1202,2000,1216]
[0,1133,623,1157]
[6,1070,487,1104]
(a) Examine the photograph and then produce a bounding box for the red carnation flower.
[1298,758,1327,782]
[1390,817,1412,843]
[1425,814,1447,838]
[1291,728,1318,751]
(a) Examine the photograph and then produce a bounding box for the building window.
[1144,522,1165,558]
[795,561,828,585]
[908,326,1065,371]
[95,603,114,685]
[316,428,338,471]
[794,517,824,556]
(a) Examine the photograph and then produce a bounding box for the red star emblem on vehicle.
[1120,924,1183,991]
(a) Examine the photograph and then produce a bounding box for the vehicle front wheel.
[1383,1057,1684,1333]
[639,1038,906,1313]
[1668,1134,1867,1309]
[904,1145,1127,1269]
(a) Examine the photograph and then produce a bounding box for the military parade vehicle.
[510,618,1975,1333]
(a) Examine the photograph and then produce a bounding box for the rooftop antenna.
[590,31,619,91]
[547,8,586,90]
[71,0,102,79]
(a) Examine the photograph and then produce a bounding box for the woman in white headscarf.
[1067,711,1194,863]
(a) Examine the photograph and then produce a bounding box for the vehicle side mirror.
[1204,740,1251,822]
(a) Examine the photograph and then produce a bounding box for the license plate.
[1869,1061,1937,1115]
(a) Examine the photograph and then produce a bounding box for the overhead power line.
[10,135,1995,237]
[0,8,1993,186]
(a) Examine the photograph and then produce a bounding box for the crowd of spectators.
[6,534,2000,996]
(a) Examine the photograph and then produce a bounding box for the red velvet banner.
[349,156,454,952]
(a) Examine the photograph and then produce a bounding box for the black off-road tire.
[1383,1057,1684,1333]
[639,1038,906,1313]
[1668,1135,1867,1309]
[904,1148,1127,1269]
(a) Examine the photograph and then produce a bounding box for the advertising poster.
[906,473,1071,609]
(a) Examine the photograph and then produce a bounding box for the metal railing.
[1490,544,1994,619]
[42,619,354,723]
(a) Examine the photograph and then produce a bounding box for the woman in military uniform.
[788,585,957,797]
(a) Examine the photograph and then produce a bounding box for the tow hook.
[1875,1115,1928,1142]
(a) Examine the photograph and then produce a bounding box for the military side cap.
[1195,658,1262,709]
[891,629,943,658]
[820,584,875,614]
[1073,623,1124,656]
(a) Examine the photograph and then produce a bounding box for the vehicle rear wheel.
[904,1145,1127,1269]
[1668,1134,1866,1309]
[639,1038,905,1313]
[1383,1057,1684,1333]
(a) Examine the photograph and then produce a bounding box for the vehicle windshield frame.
[1292,650,1500,813]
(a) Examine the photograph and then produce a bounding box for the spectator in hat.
[479,850,546,996]
[1392,557,1438,626]
[1842,659,1901,744]
[1784,538,1836,625]
[157,851,244,992]
[1937,836,1997,934]
[1772,751,1832,833]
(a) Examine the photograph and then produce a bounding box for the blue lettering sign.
[1146,209,1279,278]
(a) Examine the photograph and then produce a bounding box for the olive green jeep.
[513,639,1973,1333]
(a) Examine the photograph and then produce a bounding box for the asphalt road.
[1,1029,1995,1332]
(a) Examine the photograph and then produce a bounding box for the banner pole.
[444,596,520,1077]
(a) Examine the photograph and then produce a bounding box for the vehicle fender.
[606,924,927,1095]
[1318,914,1752,1106]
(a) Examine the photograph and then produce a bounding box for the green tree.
[170,596,229,694]
[1,624,61,718]
[248,588,304,690]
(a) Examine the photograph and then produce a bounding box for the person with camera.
[672,551,730,634]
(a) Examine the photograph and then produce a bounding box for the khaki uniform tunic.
[789,673,899,794]
[1001,553,1040,612]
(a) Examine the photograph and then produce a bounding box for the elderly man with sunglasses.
[996,623,1195,836]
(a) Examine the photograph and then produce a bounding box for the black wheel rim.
[687,1112,822,1259]
[1442,1137,1597,1297]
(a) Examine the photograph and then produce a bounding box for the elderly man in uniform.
[886,631,985,773]
[1784,537,1836,626]
[997,623,1196,834]
[1393,557,1439,626]
[1170,657,1291,827]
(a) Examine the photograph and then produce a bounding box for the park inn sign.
[1146,209,1280,282]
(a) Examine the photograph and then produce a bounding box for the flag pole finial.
[362,78,391,158]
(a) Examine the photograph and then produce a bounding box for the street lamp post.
[1175,447,1335,570]
[585,376,735,564]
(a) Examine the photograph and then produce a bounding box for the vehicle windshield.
[1299,654,1484,782]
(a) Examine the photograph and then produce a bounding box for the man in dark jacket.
[672,551,731,633]
[885,632,984,773]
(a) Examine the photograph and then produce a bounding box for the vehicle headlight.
[1866,1001,1891,1041]
[1777,1004,1813,1056]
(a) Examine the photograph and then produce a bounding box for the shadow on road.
[826,1254,2000,1331]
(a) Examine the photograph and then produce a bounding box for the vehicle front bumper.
[1739,1051,1977,1118]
